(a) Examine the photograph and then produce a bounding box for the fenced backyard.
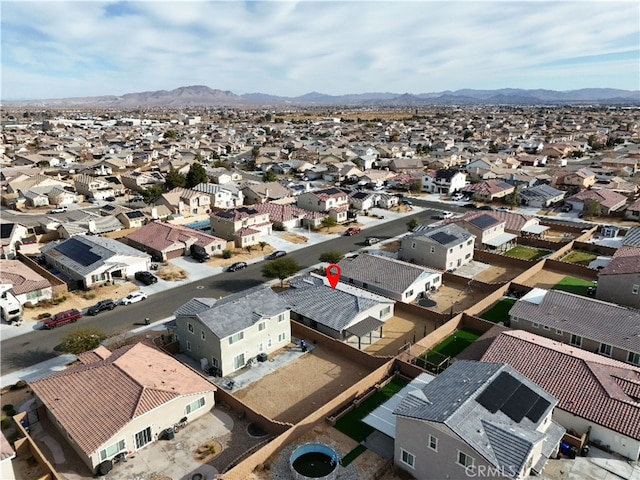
[413,328,482,373]
[480,297,516,323]
[504,246,551,262]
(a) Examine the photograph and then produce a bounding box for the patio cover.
[362,373,434,438]
[483,232,518,248]
[345,316,385,338]
[521,224,550,235]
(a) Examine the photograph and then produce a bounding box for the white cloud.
[1,1,638,99]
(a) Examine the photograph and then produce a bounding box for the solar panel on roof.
[500,383,539,423]
[56,238,100,267]
[0,223,13,239]
[430,231,457,245]
[476,372,521,413]
[217,211,234,218]
[469,214,499,229]
[526,396,551,423]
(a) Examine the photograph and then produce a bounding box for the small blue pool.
[290,443,339,479]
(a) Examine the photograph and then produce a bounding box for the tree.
[407,218,420,231]
[261,257,300,287]
[583,199,601,219]
[321,216,337,230]
[262,170,277,182]
[508,185,520,208]
[245,245,253,254]
[165,167,186,190]
[140,186,163,204]
[463,130,474,140]
[319,251,344,264]
[409,181,422,194]
[488,142,500,154]
[258,241,268,251]
[60,328,107,355]
[186,162,208,188]
[164,129,178,140]
[251,145,261,160]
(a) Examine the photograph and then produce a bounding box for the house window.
[233,353,245,369]
[258,322,266,331]
[467,240,472,246]
[400,449,415,468]
[430,246,435,253]
[278,313,285,322]
[405,290,414,299]
[570,334,582,347]
[186,341,192,352]
[278,332,286,343]
[201,330,206,341]
[185,397,205,415]
[188,323,194,334]
[633,285,640,295]
[555,329,563,335]
[26,290,42,300]
[599,343,612,357]
[543,325,550,331]
[429,435,438,452]
[465,253,471,259]
[99,439,126,461]
[134,427,152,450]
[229,332,244,345]
[267,338,272,348]
[532,322,539,328]
[457,451,474,469]
[380,306,391,318]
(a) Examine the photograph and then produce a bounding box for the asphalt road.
[1,206,442,374]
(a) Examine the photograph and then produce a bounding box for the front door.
[134,426,152,450]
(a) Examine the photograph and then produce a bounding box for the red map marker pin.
[326,264,341,289]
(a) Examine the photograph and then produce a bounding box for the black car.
[266,250,287,260]
[87,299,117,316]
[462,203,477,209]
[135,271,158,285]
[478,205,494,210]
[227,262,248,272]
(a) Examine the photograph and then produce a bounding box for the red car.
[345,227,362,236]
[43,309,82,329]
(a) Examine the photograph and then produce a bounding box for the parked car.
[87,299,117,316]
[478,205,494,211]
[451,193,464,201]
[43,309,82,329]
[438,211,454,219]
[49,206,67,214]
[190,244,211,263]
[227,262,248,272]
[561,204,573,212]
[401,199,413,206]
[135,271,158,285]
[105,196,116,202]
[120,291,148,305]
[266,250,287,260]
[462,203,477,209]
[366,237,380,245]
[345,227,362,236]
[130,196,144,203]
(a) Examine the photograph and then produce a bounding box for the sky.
[2,1,639,100]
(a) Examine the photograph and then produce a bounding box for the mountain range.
[5,85,640,108]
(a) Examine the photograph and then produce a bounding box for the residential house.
[210,207,272,248]
[157,187,211,218]
[626,200,640,222]
[126,221,227,261]
[173,286,291,376]
[206,167,242,184]
[0,223,29,259]
[482,330,640,460]
[391,361,564,479]
[565,189,627,214]
[192,183,244,209]
[552,168,596,191]
[601,156,640,175]
[446,213,517,252]
[30,342,216,471]
[73,174,114,200]
[40,236,150,289]
[296,188,349,223]
[251,202,308,230]
[280,275,394,349]
[347,191,377,212]
[462,180,515,202]
[322,162,363,183]
[115,210,147,229]
[519,184,566,208]
[596,246,640,309]
[120,171,165,192]
[399,224,475,271]
[0,259,52,305]
[241,182,294,205]
[508,288,640,365]
[338,253,442,302]
[19,189,49,208]
[422,169,467,195]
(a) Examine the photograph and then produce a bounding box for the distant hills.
[5,85,640,108]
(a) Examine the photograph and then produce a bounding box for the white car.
[120,291,148,305]
[439,211,455,219]
[49,206,68,214]
[451,193,464,201]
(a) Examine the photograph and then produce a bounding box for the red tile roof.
[599,246,640,275]
[30,342,216,455]
[569,189,627,210]
[0,259,51,295]
[481,330,640,440]
[126,221,225,253]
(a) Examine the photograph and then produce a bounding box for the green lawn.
[504,246,549,261]
[415,328,482,372]
[480,298,516,323]
[334,377,409,442]
[552,276,596,296]
[560,250,597,266]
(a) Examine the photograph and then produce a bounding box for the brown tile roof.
[569,189,627,210]
[252,202,307,223]
[599,246,640,275]
[0,259,51,295]
[30,342,215,455]
[481,330,640,440]
[125,221,225,253]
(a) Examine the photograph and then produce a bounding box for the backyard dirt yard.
[428,284,485,314]
[363,310,437,357]
[233,345,373,425]
[473,265,522,284]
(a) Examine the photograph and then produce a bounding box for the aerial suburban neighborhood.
[1,100,640,480]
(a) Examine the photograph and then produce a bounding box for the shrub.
[37,312,51,319]
[23,302,34,309]
[2,405,14,413]
[222,249,232,259]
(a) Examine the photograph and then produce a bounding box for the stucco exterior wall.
[597,273,640,309]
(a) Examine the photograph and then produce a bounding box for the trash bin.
[581,445,590,457]
[165,427,175,440]
[569,446,578,459]
[257,352,268,362]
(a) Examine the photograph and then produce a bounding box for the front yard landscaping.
[480,297,516,323]
[560,250,598,266]
[504,246,550,261]
[552,276,596,296]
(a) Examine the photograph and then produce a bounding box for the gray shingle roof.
[520,184,565,201]
[622,227,640,247]
[394,361,559,479]
[338,253,440,295]
[175,286,289,339]
[510,289,640,353]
